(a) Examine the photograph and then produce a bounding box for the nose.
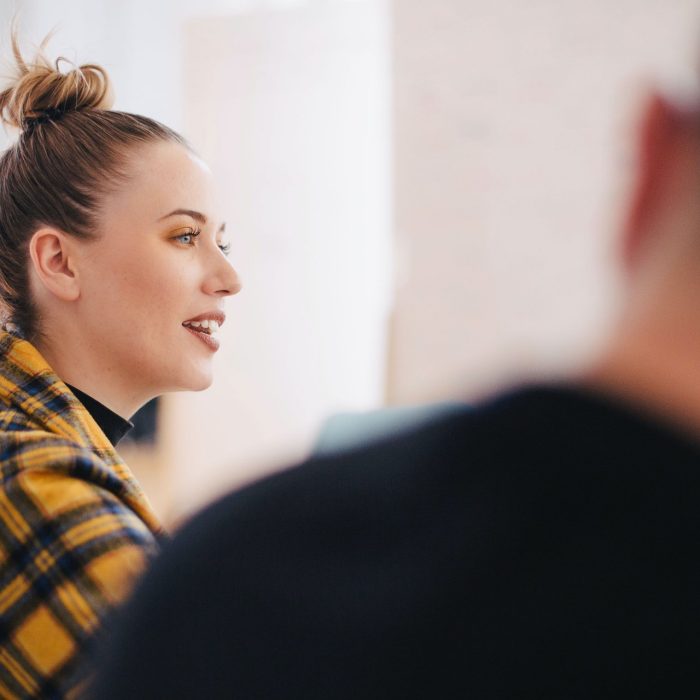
[202,253,242,297]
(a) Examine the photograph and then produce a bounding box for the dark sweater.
[92,385,700,698]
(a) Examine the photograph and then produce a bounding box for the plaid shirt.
[0,329,164,698]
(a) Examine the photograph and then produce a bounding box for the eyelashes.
[173,228,202,246]
[173,227,231,256]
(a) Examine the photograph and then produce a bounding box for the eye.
[218,241,232,256]
[173,228,201,246]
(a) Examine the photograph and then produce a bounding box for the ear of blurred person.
[585,89,700,437]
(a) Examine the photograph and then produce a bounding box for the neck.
[582,312,700,439]
[33,332,150,420]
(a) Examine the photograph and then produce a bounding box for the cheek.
[84,242,195,326]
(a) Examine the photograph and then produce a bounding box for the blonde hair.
[0,29,188,340]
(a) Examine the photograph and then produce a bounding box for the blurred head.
[0,33,241,413]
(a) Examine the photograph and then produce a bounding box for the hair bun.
[0,30,114,132]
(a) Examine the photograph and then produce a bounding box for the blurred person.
[0,30,240,699]
[92,80,700,699]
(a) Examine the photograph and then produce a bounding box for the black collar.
[66,384,134,447]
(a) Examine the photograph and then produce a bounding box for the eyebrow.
[158,208,226,232]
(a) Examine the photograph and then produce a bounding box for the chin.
[187,369,214,392]
[168,364,214,393]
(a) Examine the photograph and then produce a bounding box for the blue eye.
[173,229,201,246]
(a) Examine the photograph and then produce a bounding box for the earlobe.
[28,228,80,302]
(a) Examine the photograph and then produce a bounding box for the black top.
[92,385,700,699]
[66,384,133,446]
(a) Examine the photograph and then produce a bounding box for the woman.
[0,33,241,698]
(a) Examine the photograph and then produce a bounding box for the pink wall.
[389,0,700,403]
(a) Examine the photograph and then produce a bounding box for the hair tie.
[42,107,66,121]
[23,107,67,136]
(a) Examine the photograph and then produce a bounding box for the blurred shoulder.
[171,382,700,550]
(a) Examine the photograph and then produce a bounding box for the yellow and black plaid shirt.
[0,329,164,698]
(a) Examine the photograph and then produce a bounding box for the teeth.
[184,319,221,334]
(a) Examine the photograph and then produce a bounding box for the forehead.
[101,140,218,225]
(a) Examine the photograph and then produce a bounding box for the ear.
[621,91,685,272]
[28,228,80,302]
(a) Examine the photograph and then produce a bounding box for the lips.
[182,311,225,352]
[183,325,220,351]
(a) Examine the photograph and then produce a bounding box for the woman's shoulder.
[0,428,160,698]
[0,426,156,539]
[0,412,161,697]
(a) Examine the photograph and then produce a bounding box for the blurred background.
[1,0,699,526]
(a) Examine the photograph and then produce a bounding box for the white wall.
[163,1,391,520]
[1,0,315,136]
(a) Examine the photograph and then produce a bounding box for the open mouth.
[182,319,220,335]
[182,320,221,352]
[182,313,225,351]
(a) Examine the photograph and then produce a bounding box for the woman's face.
[73,140,241,399]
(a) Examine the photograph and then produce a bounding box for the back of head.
[0,29,188,342]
